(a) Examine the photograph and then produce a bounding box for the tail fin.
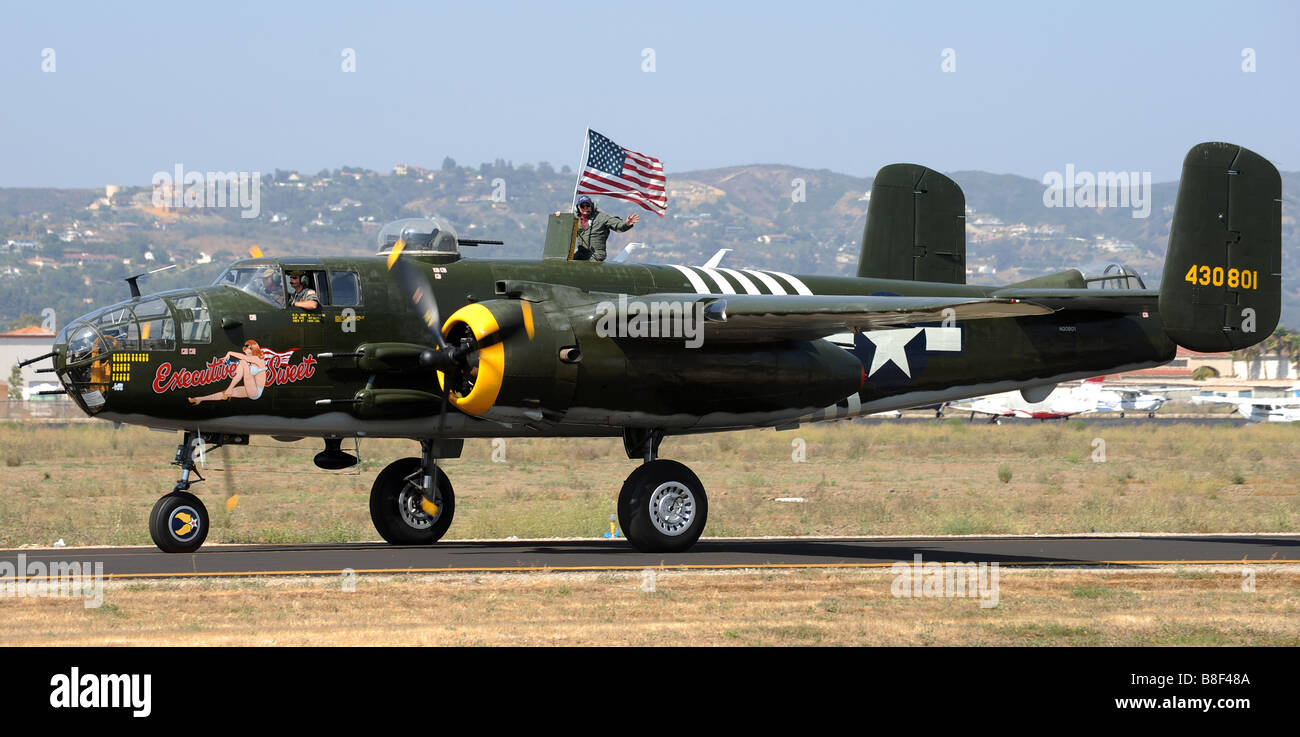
[858,164,966,284]
[1159,142,1281,351]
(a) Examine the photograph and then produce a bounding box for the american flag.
[576,129,667,216]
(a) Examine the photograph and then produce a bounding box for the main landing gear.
[147,430,708,554]
[617,429,709,553]
[368,439,456,545]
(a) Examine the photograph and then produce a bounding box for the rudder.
[1159,142,1281,352]
[858,164,966,284]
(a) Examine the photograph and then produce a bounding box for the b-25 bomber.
[29,142,1282,554]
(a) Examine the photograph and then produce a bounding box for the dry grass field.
[1,420,1297,646]
[0,419,1296,547]
[1,568,1296,646]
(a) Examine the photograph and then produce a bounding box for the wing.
[1193,396,1300,407]
[620,294,1053,343]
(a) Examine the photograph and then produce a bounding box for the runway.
[3,534,1297,579]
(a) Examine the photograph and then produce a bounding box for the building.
[1114,346,1297,397]
[0,326,57,393]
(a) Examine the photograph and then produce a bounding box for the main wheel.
[618,459,708,553]
[370,457,455,545]
[150,491,210,553]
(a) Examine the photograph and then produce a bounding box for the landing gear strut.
[148,431,248,553]
[617,429,708,553]
[369,439,456,545]
[149,431,209,553]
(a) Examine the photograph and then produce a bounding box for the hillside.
[1,163,1295,330]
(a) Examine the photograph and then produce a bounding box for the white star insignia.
[865,328,922,377]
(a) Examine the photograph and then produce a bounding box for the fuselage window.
[329,271,360,306]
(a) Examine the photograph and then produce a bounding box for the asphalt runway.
[871,415,1252,427]
[3,535,1297,579]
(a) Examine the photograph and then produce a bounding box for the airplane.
[1095,384,1202,417]
[1190,395,1300,423]
[25,141,1282,554]
[947,376,1106,422]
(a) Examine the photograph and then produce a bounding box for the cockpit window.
[93,305,134,351]
[134,299,176,351]
[174,294,212,343]
[1080,262,1146,290]
[214,264,286,307]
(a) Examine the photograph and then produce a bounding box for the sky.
[1,0,1297,187]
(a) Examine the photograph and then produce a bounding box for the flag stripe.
[577,178,667,206]
[584,167,666,193]
[621,157,660,175]
[579,174,667,204]
[577,185,667,213]
[623,162,666,182]
[578,130,668,217]
[623,150,661,168]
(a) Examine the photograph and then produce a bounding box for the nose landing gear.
[147,431,246,554]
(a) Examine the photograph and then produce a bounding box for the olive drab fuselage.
[51,253,1176,439]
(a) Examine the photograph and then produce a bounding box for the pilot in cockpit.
[288,270,319,311]
[258,268,286,308]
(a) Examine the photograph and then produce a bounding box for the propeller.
[221,444,239,511]
[386,240,468,516]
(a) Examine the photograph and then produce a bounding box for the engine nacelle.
[437,299,576,423]
[439,297,864,427]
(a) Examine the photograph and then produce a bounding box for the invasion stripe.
[742,269,787,295]
[764,270,814,295]
[670,264,711,293]
[696,266,737,294]
[714,267,761,294]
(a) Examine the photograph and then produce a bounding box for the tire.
[617,459,708,553]
[150,492,210,553]
[369,457,455,545]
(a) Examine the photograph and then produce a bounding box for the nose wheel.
[618,459,708,553]
[149,492,210,554]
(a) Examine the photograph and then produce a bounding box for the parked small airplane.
[947,376,1107,422]
[1190,395,1300,423]
[1094,384,1205,417]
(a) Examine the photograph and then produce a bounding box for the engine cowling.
[436,299,577,423]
